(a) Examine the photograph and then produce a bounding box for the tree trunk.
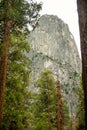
[77,0,87,129]
[0,20,11,129]
[56,81,63,130]
[72,115,76,130]
[47,92,51,130]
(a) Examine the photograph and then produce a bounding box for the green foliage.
[2,33,32,130]
[0,0,42,29]
[62,102,71,130]
[33,70,71,130]
[34,70,57,130]
[0,0,42,129]
[35,119,48,130]
[0,0,42,52]
[76,79,85,130]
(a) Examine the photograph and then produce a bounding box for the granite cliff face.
[28,15,81,115]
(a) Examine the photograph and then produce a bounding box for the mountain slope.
[28,15,81,116]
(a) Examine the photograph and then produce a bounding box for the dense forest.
[0,0,86,130]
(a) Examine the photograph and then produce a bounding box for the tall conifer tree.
[2,33,33,130]
[35,70,57,130]
[0,0,41,128]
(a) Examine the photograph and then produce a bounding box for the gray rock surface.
[28,15,81,116]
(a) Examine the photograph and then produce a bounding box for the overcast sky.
[37,0,81,56]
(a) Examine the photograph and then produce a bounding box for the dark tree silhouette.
[77,0,87,129]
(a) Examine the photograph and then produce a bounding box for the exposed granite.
[28,15,81,116]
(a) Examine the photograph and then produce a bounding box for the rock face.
[28,15,81,116]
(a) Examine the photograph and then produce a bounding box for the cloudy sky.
[37,0,81,56]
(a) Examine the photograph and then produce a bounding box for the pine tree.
[2,33,33,130]
[0,0,42,128]
[33,70,71,130]
[35,70,57,130]
[56,81,71,130]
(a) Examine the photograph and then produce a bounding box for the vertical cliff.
[28,15,81,116]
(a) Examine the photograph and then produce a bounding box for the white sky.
[37,0,81,56]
